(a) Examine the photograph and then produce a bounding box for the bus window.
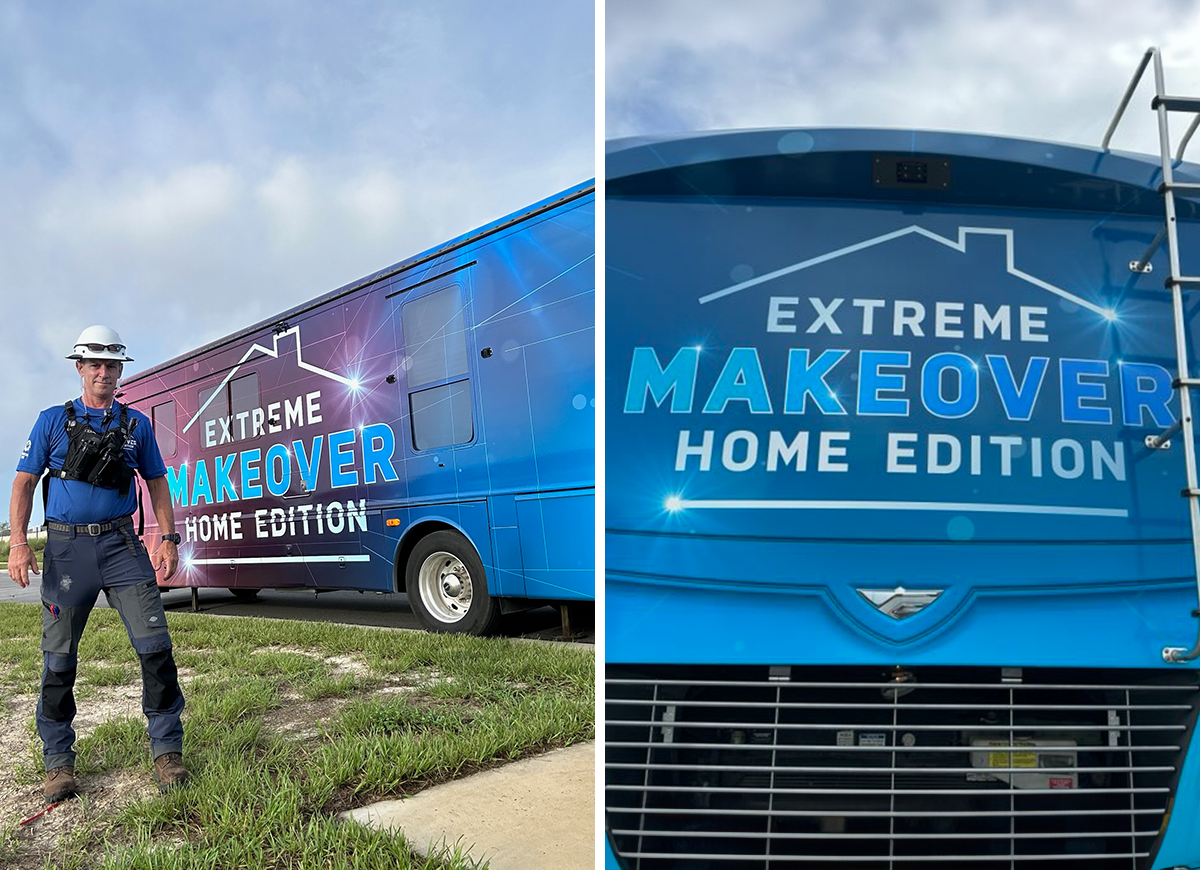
[410,380,473,450]
[151,399,176,458]
[229,372,260,442]
[403,285,473,449]
[403,285,469,383]
[197,384,230,449]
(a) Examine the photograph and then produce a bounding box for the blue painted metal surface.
[606,129,1200,867]
[119,182,595,622]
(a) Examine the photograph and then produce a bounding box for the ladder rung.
[1182,489,1200,498]
[1160,181,1200,194]
[1174,378,1200,388]
[1153,95,1200,113]
[1166,277,1200,288]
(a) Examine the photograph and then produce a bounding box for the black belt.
[47,516,133,537]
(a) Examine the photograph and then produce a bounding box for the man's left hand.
[151,540,179,581]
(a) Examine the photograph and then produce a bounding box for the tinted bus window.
[229,372,259,442]
[197,384,229,449]
[151,399,176,458]
[403,285,469,384]
[411,381,473,450]
[403,285,473,449]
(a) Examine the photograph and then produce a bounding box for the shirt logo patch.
[60,575,73,591]
[20,439,30,461]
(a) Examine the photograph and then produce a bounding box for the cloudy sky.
[0,0,594,527]
[607,0,1200,156]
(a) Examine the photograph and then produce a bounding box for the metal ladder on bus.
[1104,47,1200,662]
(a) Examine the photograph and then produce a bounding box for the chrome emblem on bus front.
[857,587,943,620]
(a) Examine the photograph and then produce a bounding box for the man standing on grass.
[7,325,189,803]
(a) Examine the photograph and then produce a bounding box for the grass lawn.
[0,602,595,869]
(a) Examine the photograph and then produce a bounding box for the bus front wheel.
[406,530,500,635]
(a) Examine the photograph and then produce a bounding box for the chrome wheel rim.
[418,550,473,623]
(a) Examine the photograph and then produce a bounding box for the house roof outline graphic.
[182,325,354,435]
[698,225,1118,321]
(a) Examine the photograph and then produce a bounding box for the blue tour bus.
[605,124,1200,870]
[120,181,595,635]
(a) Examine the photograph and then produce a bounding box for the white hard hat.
[67,325,134,361]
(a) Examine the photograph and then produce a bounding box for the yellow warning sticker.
[986,751,1037,768]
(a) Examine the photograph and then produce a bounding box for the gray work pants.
[38,521,184,771]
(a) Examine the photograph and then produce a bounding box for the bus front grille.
[605,665,1199,870]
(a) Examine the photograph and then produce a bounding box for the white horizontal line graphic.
[188,555,371,565]
[673,499,1128,518]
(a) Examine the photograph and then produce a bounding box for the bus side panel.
[474,200,595,495]
[515,489,594,600]
[488,494,526,597]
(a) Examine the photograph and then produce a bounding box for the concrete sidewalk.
[340,741,595,870]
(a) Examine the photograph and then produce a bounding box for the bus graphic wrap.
[121,182,595,634]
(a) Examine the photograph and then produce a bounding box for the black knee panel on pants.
[139,651,181,712]
[42,668,77,722]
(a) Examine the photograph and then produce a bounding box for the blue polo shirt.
[17,398,166,525]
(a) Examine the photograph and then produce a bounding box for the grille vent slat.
[616,851,1151,864]
[612,698,1193,712]
[605,665,1200,870]
[609,741,1181,753]
[624,806,1168,818]
[613,828,1163,840]
[607,719,1187,733]
[608,784,1171,796]
[610,763,1175,774]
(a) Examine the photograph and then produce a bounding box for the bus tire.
[229,588,260,601]
[406,530,500,635]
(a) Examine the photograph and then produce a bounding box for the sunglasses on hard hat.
[77,343,126,353]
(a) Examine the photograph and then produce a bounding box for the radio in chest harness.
[50,402,139,496]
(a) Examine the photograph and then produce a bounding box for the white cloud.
[39,163,240,244]
[337,170,407,240]
[256,157,317,249]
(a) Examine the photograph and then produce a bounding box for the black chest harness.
[50,401,138,496]
[41,402,146,539]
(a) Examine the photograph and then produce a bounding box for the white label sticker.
[859,733,887,747]
[836,730,854,747]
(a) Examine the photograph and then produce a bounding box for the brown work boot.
[44,766,78,803]
[152,752,190,793]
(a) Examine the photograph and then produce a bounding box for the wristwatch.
[161,533,182,545]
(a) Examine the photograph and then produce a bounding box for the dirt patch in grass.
[261,695,351,740]
[252,646,372,679]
